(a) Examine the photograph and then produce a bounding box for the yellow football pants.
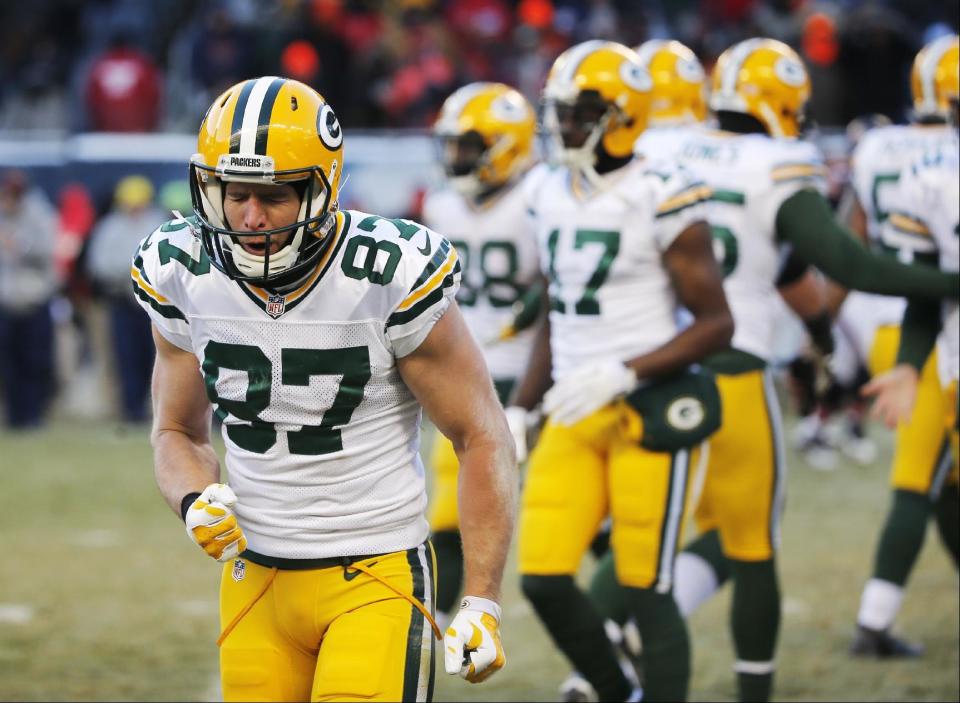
[428,379,514,533]
[427,433,460,532]
[868,326,957,496]
[692,368,785,561]
[218,543,436,702]
[519,403,696,591]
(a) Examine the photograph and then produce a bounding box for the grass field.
[0,412,957,702]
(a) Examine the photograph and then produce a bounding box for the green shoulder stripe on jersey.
[132,254,152,286]
[131,279,187,321]
[386,260,460,328]
[410,238,451,291]
[709,189,745,205]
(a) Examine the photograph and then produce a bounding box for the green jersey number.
[709,225,739,278]
[450,239,521,308]
[201,342,371,456]
[871,173,900,224]
[545,228,620,315]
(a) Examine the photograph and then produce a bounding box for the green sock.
[625,586,690,702]
[874,489,931,586]
[935,484,959,568]
[730,559,780,703]
[522,574,632,701]
[588,550,631,626]
[431,530,462,615]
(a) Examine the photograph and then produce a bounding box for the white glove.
[444,596,505,684]
[543,361,639,426]
[504,406,530,464]
[184,483,247,562]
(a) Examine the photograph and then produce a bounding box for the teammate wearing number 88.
[422,82,541,634]
[134,76,517,701]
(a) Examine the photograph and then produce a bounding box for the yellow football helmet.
[434,82,536,198]
[190,76,342,284]
[635,39,707,126]
[709,38,810,138]
[911,34,959,122]
[542,40,652,173]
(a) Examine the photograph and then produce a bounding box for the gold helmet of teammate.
[635,39,707,126]
[709,38,810,138]
[190,76,343,284]
[911,34,959,122]
[433,82,536,198]
[542,40,653,174]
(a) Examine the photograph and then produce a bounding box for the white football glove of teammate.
[543,360,639,426]
[444,596,505,684]
[504,406,530,464]
[184,483,247,562]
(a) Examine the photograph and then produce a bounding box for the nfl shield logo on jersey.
[266,294,286,318]
[232,559,246,582]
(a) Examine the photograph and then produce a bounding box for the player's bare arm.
[397,301,517,602]
[149,324,219,517]
[626,220,734,380]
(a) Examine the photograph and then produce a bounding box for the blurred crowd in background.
[0,0,957,431]
[1,0,957,133]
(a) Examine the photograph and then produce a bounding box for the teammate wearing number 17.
[132,77,516,701]
[509,40,735,703]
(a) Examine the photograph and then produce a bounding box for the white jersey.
[882,136,960,384]
[132,210,460,560]
[422,181,539,380]
[634,124,703,164]
[523,159,709,378]
[670,130,827,362]
[847,123,954,330]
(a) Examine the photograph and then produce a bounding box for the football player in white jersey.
[133,77,517,702]
[421,82,540,633]
[845,35,960,659]
[566,38,838,703]
[608,39,957,703]
[865,133,959,472]
[509,40,735,703]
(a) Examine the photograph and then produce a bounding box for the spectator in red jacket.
[83,35,162,132]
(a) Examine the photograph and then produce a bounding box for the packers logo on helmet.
[542,40,653,175]
[709,38,810,138]
[190,76,343,284]
[911,34,959,122]
[635,39,707,126]
[434,82,536,198]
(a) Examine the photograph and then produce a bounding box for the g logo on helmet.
[774,57,806,87]
[620,61,653,92]
[666,396,705,431]
[317,104,343,150]
[490,93,530,124]
[676,57,705,84]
